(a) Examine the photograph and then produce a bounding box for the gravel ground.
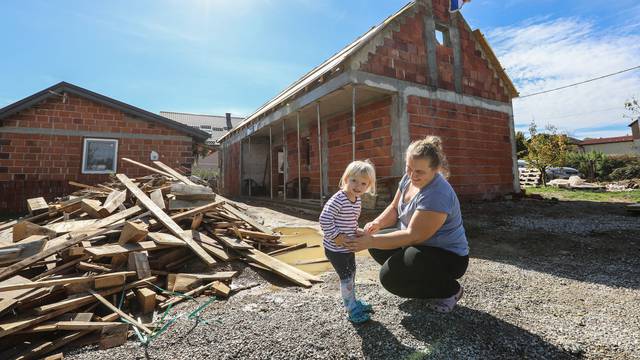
[65,198,640,359]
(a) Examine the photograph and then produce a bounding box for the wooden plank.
[102,190,127,214]
[235,228,281,241]
[168,201,224,222]
[33,277,156,315]
[122,157,174,178]
[0,271,134,292]
[27,197,49,215]
[294,257,329,265]
[56,321,122,330]
[117,173,216,266]
[0,299,17,318]
[0,237,48,266]
[222,203,271,234]
[117,220,148,245]
[168,198,215,210]
[85,241,166,257]
[88,289,153,334]
[81,199,107,219]
[188,231,230,261]
[130,252,151,279]
[0,206,145,282]
[94,273,127,289]
[159,281,216,310]
[77,261,112,273]
[99,323,129,350]
[15,313,94,334]
[214,234,253,250]
[147,232,186,247]
[153,160,198,185]
[267,242,307,256]
[12,221,56,242]
[166,271,236,292]
[44,219,97,235]
[149,189,165,209]
[240,248,313,287]
[136,288,156,314]
[69,181,108,193]
[191,213,204,229]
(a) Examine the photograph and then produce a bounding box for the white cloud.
[488,17,640,139]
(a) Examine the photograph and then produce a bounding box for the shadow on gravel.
[397,300,579,359]
[354,320,418,360]
[464,199,640,290]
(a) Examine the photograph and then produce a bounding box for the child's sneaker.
[426,285,464,313]
[355,299,373,313]
[348,307,371,324]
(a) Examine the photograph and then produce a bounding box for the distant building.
[578,121,640,155]
[160,112,244,172]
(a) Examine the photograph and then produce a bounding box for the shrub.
[610,165,640,180]
[601,154,640,179]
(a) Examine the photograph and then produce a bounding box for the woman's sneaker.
[426,285,464,313]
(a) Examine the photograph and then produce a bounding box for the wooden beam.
[81,199,107,219]
[221,203,271,234]
[117,220,148,245]
[149,189,165,209]
[88,289,153,334]
[147,232,186,247]
[102,190,127,214]
[27,197,49,215]
[121,157,174,178]
[12,221,56,242]
[0,237,48,266]
[116,173,215,266]
[267,242,306,256]
[153,160,197,185]
[85,241,166,257]
[240,248,312,287]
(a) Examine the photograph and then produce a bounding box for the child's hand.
[363,221,380,234]
[355,228,365,236]
[334,234,347,246]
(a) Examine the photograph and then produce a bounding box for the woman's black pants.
[369,245,468,299]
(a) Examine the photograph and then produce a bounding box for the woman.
[344,136,469,313]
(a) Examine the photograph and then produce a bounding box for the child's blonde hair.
[339,160,376,195]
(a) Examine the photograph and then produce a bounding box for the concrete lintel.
[0,127,193,142]
[224,72,353,144]
[350,70,513,115]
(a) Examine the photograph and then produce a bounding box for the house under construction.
[218,0,520,208]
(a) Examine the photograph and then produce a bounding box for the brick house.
[0,82,209,214]
[218,0,520,206]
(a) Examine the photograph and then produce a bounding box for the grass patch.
[525,187,640,203]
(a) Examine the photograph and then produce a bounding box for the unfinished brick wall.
[360,0,512,103]
[407,95,513,199]
[0,94,196,214]
[324,97,394,195]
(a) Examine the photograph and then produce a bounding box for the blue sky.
[1,0,639,139]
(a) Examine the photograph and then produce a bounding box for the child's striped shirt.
[319,191,361,253]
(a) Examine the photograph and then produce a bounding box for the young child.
[319,160,376,324]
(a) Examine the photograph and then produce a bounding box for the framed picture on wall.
[82,138,118,174]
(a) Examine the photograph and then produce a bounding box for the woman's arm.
[364,189,401,233]
[347,210,447,251]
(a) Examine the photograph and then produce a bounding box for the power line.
[517,65,640,99]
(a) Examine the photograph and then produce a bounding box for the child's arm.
[319,196,344,243]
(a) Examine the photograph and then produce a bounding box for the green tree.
[515,131,528,158]
[525,122,569,186]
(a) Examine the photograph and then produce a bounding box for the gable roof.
[580,135,634,145]
[160,111,244,145]
[0,82,210,141]
[220,1,517,143]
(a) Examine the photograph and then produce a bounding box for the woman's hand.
[334,233,347,247]
[363,221,381,234]
[344,233,374,252]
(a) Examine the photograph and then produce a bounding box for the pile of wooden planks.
[0,160,319,359]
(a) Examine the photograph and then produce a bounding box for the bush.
[610,165,640,180]
[565,151,606,180]
[601,154,640,180]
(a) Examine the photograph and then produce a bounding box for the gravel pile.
[64,199,640,359]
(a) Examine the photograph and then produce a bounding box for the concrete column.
[352,86,356,161]
[269,126,273,199]
[391,93,411,176]
[297,112,302,202]
[282,119,287,201]
[449,12,463,93]
[248,136,252,197]
[239,139,243,196]
[422,0,439,88]
[316,103,324,207]
[507,107,521,194]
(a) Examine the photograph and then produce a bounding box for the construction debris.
[0,160,319,359]
[547,176,604,190]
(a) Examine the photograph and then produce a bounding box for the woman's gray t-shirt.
[397,173,469,256]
